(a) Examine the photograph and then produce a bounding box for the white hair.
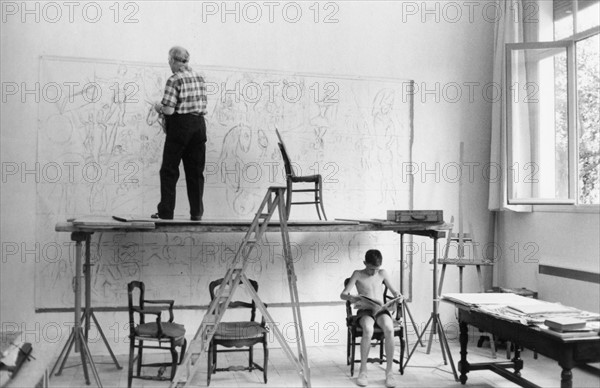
[168,46,191,71]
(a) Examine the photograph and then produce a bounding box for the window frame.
[505,40,577,206]
[505,25,600,210]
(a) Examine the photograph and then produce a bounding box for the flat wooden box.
[386,210,443,223]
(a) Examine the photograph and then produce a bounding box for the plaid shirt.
[161,69,207,115]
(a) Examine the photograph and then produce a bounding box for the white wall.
[1,1,496,353]
[496,210,600,312]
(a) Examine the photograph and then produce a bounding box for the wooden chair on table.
[275,128,327,220]
[207,278,268,386]
[127,281,187,388]
[344,278,405,377]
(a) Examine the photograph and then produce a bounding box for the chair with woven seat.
[207,277,268,386]
[344,278,405,377]
[276,128,327,220]
[127,281,187,388]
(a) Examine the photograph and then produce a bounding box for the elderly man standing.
[152,46,207,221]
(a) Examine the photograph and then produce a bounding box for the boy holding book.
[341,249,402,388]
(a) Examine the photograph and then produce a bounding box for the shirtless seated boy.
[341,249,401,388]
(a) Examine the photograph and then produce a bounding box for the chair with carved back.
[207,277,269,386]
[127,281,187,388]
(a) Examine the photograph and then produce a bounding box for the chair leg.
[317,178,327,220]
[170,340,178,380]
[207,343,213,386]
[350,336,356,376]
[263,340,268,384]
[137,340,143,377]
[379,338,384,364]
[127,339,135,388]
[249,345,254,371]
[399,334,405,375]
[347,331,351,365]
[179,339,187,364]
[314,181,322,220]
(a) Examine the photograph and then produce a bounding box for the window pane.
[554,0,574,40]
[577,34,600,204]
[577,0,600,32]
[507,44,573,204]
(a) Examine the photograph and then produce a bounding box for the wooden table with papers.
[442,293,600,388]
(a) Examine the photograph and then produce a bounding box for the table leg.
[511,345,523,377]
[560,368,573,388]
[458,321,469,385]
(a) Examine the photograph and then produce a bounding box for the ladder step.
[450,233,473,241]
[292,201,320,205]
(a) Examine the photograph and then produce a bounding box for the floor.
[48,335,600,388]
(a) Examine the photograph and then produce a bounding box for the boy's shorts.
[356,308,391,321]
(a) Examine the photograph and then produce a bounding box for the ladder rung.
[291,201,319,205]
[292,189,317,193]
[450,237,473,242]
[450,233,472,239]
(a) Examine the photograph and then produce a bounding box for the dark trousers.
[157,113,206,219]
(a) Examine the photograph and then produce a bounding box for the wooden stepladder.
[170,187,311,388]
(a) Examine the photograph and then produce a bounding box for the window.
[506,0,599,206]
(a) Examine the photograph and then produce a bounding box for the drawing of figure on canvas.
[218,124,258,215]
[372,88,400,205]
[309,92,338,153]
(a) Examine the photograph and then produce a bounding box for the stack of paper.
[441,292,539,307]
[544,317,588,332]
[506,302,577,316]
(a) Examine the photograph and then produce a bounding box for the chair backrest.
[278,143,294,177]
[209,278,259,322]
[275,128,295,177]
[127,281,145,334]
[344,278,353,318]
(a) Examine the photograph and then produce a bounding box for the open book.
[354,295,403,315]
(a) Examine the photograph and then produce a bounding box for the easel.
[170,187,311,388]
[402,229,459,381]
[398,233,424,352]
[438,217,492,295]
[50,232,122,387]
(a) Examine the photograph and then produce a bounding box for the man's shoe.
[191,215,202,221]
[385,373,396,388]
[356,372,368,387]
[150,213,173,220]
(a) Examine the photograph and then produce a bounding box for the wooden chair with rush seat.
[126,281,187,388]
[207,277,269,386]
[275,128,327,220]
[344,278,405,377]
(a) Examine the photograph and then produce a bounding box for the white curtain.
[488,0,538,211]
